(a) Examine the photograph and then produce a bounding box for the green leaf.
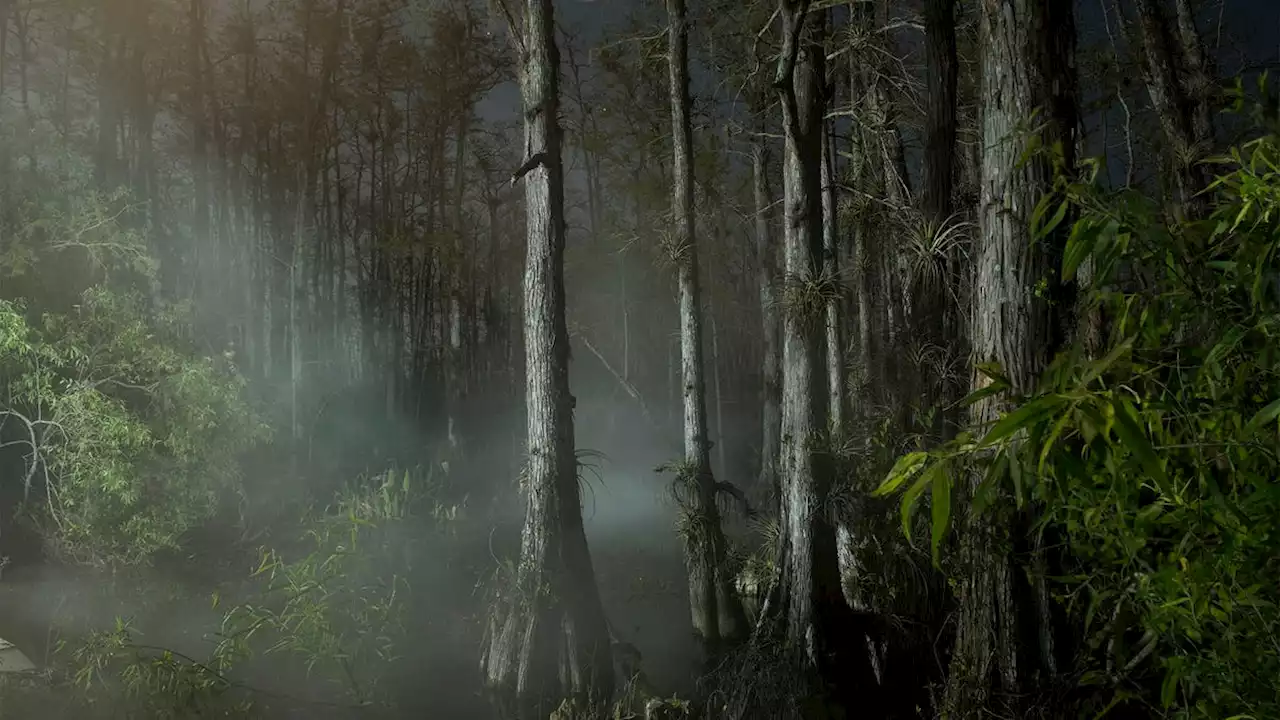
[1161,663,1181,708]
[930,466,952,567]
[1038,409,1074,476]
[973,361,1010,387]
[1244,397,1280,434]
[972,454,1006,516]
[901,461,939,541]
[1010,450,1025,508]
[981,395,1068,447]
[873,451,929,497]
[1079,336,1135,388]
[1110,396,1171,497]
[1206,325,1247,366]
[1034,198,1070,241]
[1061,217,1104,282]
[960,378,1011,408]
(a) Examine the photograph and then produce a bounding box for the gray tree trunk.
[821,124,845,436]
[481,1,614,715]
[666,0,746,651]
[756,2,878,711]
[754,135,782,508]
[947,0,1077,714]
[922,0,958,229]
[1133,0,1212,218]
[921,0,960,440]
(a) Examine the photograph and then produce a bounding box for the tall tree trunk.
[821,124,845,436]
[922,0,957,228]
[838,37,873,610]
[481,1,613,715]
[1132,0,1212,218]
[753,134,782,507]
[755,2,879,713]
[0,0,8,185]
[711,306,728,482]
[665,0,746,653]
[189,0,210,306]
[947,0,1077,714]
[1172,0,1214,161]
[921,0,960,439]
[94,8,123,190]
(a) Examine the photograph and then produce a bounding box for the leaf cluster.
[1,286,269,566]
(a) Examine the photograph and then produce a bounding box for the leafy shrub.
[879,110,1280,718]
[0,288,268,566]
[43,465,464,716]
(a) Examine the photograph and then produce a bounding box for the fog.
[0,331,718,716]
[0,0,765,715]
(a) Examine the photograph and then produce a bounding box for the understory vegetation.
[2,0,1279,718]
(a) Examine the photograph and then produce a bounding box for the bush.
[31,465,464,717]
[0,288,268,566]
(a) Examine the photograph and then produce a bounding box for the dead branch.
[569,326,655,427]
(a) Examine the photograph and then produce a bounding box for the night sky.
[479,0,1280,127]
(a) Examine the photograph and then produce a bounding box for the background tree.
[663,0,747,654]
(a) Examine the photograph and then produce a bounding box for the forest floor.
[0,470,703,718]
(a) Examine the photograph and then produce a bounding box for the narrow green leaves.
[1245,397,1280,434]
[980,394,1069,447]
[1110,396,1171,497]
[1032,194,1070,242]
[873,451,929,497]
[930,467,952,567]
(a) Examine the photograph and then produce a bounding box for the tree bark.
[753,134,781,507]
[1132,0,1212,218]
[919,0,961,440]
[189,0,210,304]
[821,124,845,436]
[947,0,1077,714]
[666,0,746,652]
[756,2,879,712]
[481,1,613,716]
[922,0,957,228]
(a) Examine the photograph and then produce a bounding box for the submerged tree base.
[705,592,885,720]
[482,561,614,720]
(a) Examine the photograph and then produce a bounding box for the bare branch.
[570,326,655,426]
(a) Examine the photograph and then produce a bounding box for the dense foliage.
[0,187,269,566]
[880,105,1280,718]
[0,464,463,718]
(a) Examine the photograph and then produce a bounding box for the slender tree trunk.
[1172,0,1214,158]
[666,0,745,651]
[821,124,845,436]
[754,3,879,713]
[922,0,957,228]
[837,41,873,610]
[95,8,122,190]
[921,0,960,440]
[189,0,210,305]
[481,1,613,715]
[947,0,1077,714]
[0,0,8,184]
[1132,0,1212,218]
[712,308,728,482]
[753,135,781,506]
